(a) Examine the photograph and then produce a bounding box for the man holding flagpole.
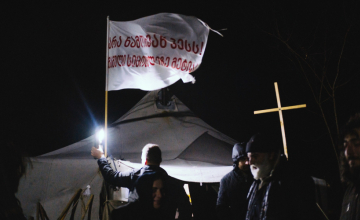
[92,143,191,219]
[91,143,167,202]
[96,13,212,219]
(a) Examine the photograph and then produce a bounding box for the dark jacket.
[97,158,192,219]
[246,156,319,220]
[111,200,170,220]
[111,172,171,220]
[340,179,360,220]
[216,166,253,220]
[97,157,168,202]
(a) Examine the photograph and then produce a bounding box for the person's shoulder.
[139,166,168,178]
[146,165,168,175]
[157,166,168,174]
[221,169,235,182]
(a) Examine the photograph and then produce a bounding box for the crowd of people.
[90,112,360,220]
[2,113,359,219]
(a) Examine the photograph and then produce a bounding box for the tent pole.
[105,16,110,158]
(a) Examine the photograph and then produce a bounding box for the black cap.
[246,133,281,153]
[232,142,247,163]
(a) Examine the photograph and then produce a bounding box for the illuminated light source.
[97,128,105,145]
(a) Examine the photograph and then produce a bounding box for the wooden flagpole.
[105,16,110,158]
[254,82,306,159]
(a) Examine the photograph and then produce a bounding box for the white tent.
[16,90,237,219]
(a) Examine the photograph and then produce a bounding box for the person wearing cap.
[216,142,253,220]
[245,133,319,220]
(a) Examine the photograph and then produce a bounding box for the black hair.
[142,144,162,164]
[134,171,167,210]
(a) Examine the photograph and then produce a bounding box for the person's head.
[135,172,166,210]
[340,113,360,183]
[232,142,250,172]
[141,144,162,166]
[152,177,164,209]
[246,133,281,180]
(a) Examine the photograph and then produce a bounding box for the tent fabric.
[177,132,233,165]
[16,90,237,219]
[17,158,103,219]
[38,90,237,163]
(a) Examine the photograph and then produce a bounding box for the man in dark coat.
[92,143,192,219]
[92,143,167,202]
[216,142,253,220]
[339,113,360,220]
[245,133,319,220]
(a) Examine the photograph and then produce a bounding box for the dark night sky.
[1,1,360,183]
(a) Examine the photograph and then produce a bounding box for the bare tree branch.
[333,26,351,139]
[261,29,334,97]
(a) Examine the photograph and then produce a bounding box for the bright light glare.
[97,128,105,144]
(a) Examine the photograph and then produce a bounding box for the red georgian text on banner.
[108,13,210,91]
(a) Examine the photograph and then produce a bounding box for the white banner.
[108,13,210,91]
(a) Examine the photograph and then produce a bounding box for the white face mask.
[250,155,272,180]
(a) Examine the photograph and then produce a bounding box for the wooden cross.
[254,82,306,159]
